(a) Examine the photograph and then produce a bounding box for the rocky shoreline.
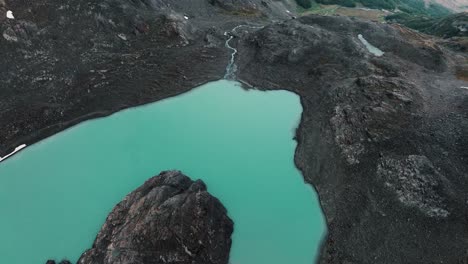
[1,0,468,263]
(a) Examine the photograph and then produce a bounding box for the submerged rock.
[76,170,233,264]
[45,260,71,264]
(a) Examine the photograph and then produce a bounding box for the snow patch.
[0,144,27,162]
[6,10,14,19]
[358,34,384,57]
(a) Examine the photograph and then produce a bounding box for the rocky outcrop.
[74,170,233,264]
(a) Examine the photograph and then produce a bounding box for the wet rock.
[77,170,233,264]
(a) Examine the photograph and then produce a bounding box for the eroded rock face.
[77,170,233,264]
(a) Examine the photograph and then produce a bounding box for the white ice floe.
[0,144,26,162]
[358,34,384,57]
[6,10,14,19]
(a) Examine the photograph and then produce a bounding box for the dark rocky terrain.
[1,0,468,263]
[237,15,468,264]
[48,171,233,264]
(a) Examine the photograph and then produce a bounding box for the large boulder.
[77,170,233,264]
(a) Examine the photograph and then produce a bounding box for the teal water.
[0,80,325,264]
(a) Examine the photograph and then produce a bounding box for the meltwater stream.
[224,25,263,79]
[0,80,326,264]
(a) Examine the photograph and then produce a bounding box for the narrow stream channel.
[224,25,263,79]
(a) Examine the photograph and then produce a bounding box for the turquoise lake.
[0,80,326,264]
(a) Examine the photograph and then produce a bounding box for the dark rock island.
[48,171,233,264]
[1,0,467,263]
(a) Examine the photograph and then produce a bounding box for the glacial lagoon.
[0,80,326,264]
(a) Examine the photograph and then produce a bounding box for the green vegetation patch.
[295,0,452,17]
[386,12,468,38]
